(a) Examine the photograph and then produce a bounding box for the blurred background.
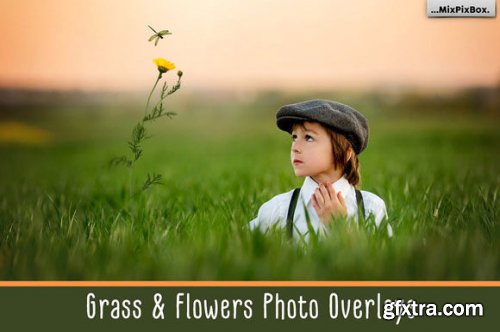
[0,0,498,279]
[1,0,500,91]
[1,0,499,144]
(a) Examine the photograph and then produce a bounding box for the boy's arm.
[373,199,393,237]
[248,197,283,232]
[363,191,393,237]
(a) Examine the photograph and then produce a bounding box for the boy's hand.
[311,182,347,225]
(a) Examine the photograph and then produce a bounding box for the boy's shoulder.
[259,189,296,211]
[249,189,296,230]
[359,190,386,209]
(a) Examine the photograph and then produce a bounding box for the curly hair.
[326,128,361,187]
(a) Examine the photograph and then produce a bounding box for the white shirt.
[249,176,392,239]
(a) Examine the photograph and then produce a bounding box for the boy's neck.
[311,171,343,185]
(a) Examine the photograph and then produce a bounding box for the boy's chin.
[293,169,309,177]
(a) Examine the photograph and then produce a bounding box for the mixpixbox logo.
[427,0,496,17]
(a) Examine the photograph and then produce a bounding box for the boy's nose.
[292,142,301,153]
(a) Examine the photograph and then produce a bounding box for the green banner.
[0,287,497,331]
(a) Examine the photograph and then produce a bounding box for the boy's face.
[291,121,337,179]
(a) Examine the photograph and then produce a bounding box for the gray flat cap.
[276,99,369,154]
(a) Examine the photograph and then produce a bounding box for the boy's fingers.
[314,189,324,205]
[337,191,346,207]
[327,182,336,201]
[311,195,318,211]
[319,183,330,200]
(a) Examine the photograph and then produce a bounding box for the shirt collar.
[300,176,352,205]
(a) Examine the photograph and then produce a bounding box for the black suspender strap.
[355,189,366,224]
[286,188,301,239]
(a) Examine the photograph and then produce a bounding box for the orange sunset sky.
[1,0,499,91]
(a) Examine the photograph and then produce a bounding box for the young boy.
[249,99,392,239]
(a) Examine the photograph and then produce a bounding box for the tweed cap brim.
[276,99,369,154]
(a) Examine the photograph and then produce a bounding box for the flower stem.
[144,72,162,116]
[149,76,182,113]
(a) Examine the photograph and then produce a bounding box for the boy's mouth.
[293,159,303,165]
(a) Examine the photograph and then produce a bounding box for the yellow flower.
[153,58,175,73]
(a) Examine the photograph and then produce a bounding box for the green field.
[0,90,498,280]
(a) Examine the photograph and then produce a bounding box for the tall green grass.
[0,95,498,280]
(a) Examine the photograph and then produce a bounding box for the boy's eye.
[305,135,314,142]
[291,134,297,141]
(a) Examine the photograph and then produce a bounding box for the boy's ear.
[345,148,354,163]
[346,149,354,163]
